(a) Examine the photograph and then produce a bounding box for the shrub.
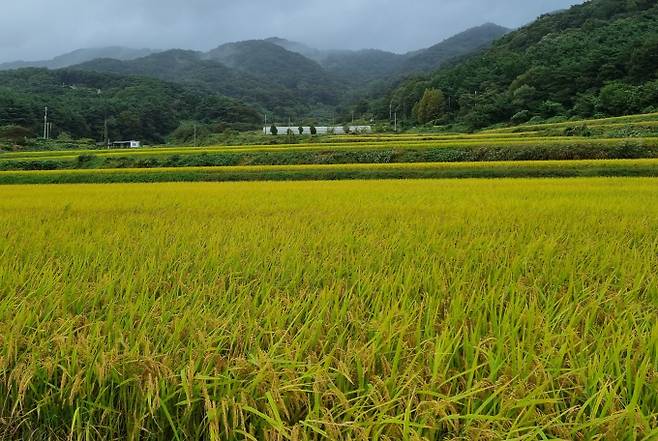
[511,110,532,125]
[0,125,32,145]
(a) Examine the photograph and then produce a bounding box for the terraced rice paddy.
[483,112,658,134]
[1,158,658,184]
[2,113,658,183]
[2,113,658,439]
[1,178,658,440]
[0,136,653,161]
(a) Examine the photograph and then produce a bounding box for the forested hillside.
[400,23,510,73]
[385,0,658,129]
[0,23,509,141]
[69,26,508,118]
[207,40,341,106]
[74,50,310,116]
[269,24,509,86]
[75,44,341,117]
[0,69,261,144]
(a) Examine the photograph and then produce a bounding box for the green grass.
[1,178,657,439]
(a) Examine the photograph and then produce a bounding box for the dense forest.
[382,0,658,129]
[0,69,261,144]
[75,46,337,118]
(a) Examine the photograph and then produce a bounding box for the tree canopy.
[0,68,261,144]
[385,0,658,129]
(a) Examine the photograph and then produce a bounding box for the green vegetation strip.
[2,159,658,184]
[485,113,658,133]
[3,136,658,162]
[2,138,658,173]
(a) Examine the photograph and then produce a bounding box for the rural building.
[110,140,141,148]
[263,126,372,135]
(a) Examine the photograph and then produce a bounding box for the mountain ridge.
[48,23,509,115]
[0,47,158,70]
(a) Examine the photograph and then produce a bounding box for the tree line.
[374,0,658,129]
[0,68,261,146]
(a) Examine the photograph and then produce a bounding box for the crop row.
[0,136,604,161]
[2,137,657,166]
[2,158,658,184]
[485,112,658,133]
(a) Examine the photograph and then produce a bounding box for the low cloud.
[0,0,583,62]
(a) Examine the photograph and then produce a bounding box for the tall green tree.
[413,89,445,124]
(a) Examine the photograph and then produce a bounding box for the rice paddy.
[1,158,658,184]
[2,178,658,440]
[3,112,658,183]
[2,112,658,439]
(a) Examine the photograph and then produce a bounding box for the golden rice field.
[1,178,658,440]
[2,158,658,185]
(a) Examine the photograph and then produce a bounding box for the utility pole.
[104,118,109,148]
[264,113,267,134]
[389,102,392,122]
[352,111,355,125]
[43,107,48,139]
[193,124,197,147]
[394,112,397,133]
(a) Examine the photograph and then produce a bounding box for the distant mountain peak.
[0,46,158,71]
[263,37,327,63]
[402,23,510,72]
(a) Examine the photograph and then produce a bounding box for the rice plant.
[1,158,658,184]
[1,178,657,440]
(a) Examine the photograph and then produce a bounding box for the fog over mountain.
[0,0,583,63]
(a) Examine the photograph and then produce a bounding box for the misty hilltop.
[0,47,158,71]
[0,0,582,62]
[0,24,509,117]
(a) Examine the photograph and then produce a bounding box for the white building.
[263,126,372,135]
[111,140,141,148]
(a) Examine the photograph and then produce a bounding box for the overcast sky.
[0,0,584,62]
